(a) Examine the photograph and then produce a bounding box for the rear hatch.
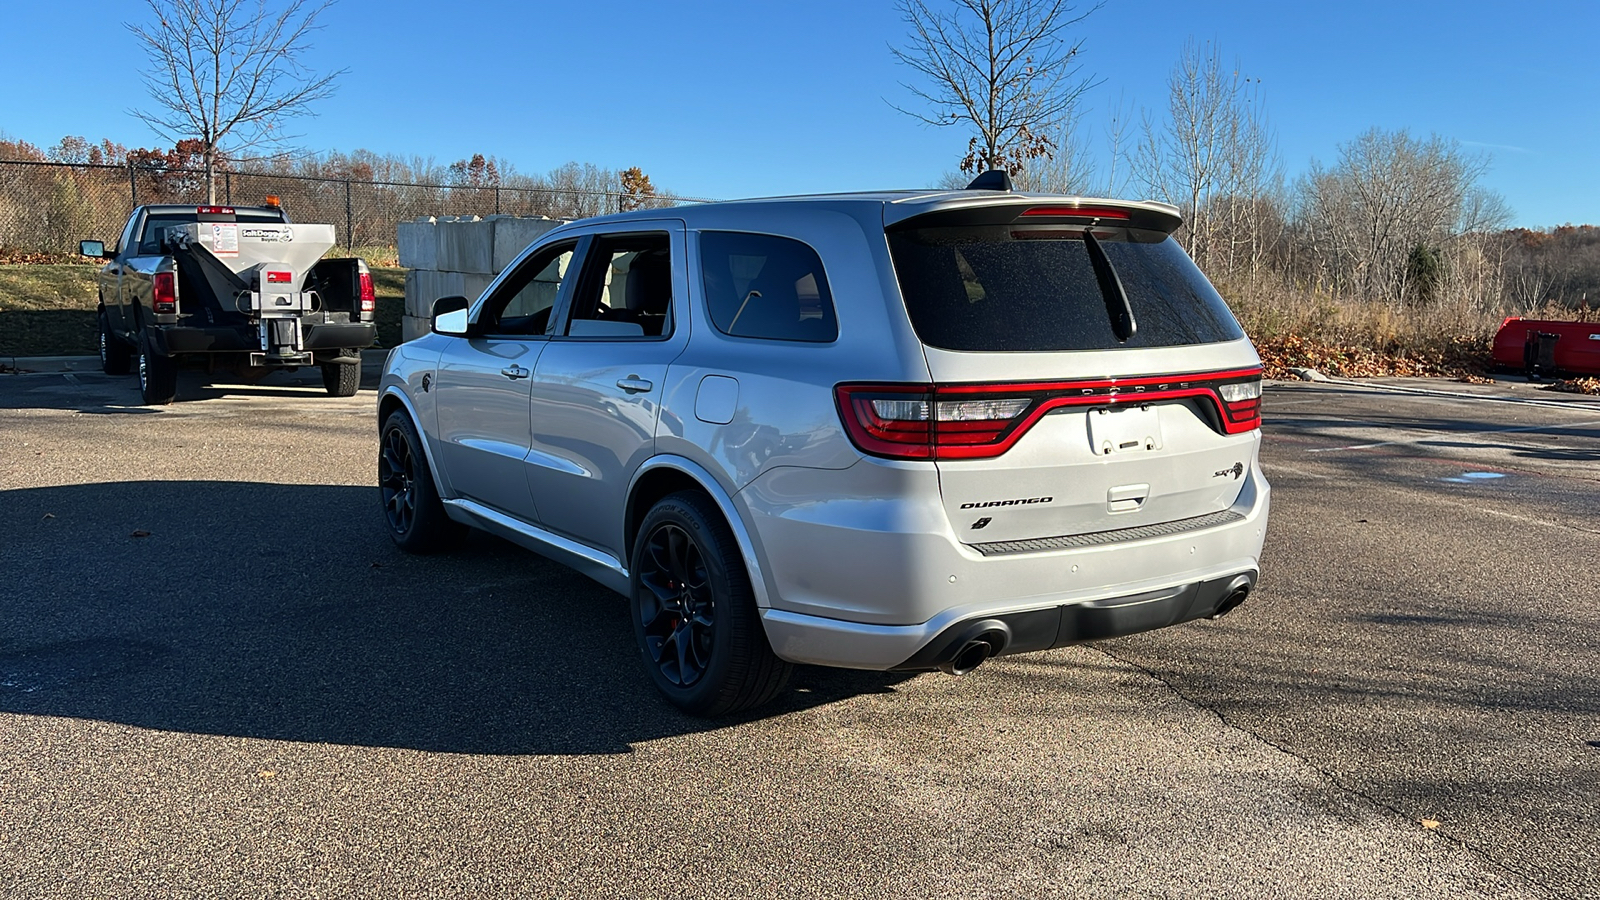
[843,199,1262,549]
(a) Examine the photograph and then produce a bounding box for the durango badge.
[959,496,1053,509]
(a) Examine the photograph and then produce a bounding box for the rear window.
[886,226,1244,352]
[699,231,838,343]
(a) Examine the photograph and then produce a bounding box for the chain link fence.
[0,159,705,258]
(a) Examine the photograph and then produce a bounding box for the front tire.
[322,360,360,397]
[378,410,464,553]
[137,331,177,405]
[630,491,791,716]
[99,309,132,375]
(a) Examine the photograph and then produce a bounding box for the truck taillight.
[358,272,375,313]
[153,272,177,315]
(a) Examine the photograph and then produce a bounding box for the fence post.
[344,179,353,252]
[495,187,501,216]
[225,172,232,205]
[129,162,137,206]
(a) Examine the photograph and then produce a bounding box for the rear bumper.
[153,322,376,357]
[746,457,1269,670]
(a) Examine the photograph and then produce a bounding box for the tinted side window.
[480,241,576,336]
[699,232,837,343]
[563,232,673,339]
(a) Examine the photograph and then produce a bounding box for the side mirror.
[431,295,470,336]
[79,240,107,259]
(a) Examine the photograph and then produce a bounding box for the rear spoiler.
[885,197,1182,235]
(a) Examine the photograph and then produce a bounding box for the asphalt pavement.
[1,365,1595,898]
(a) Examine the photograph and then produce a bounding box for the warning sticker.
[210,223,239,256]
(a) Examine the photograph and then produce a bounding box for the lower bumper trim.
[889,570,1257,671]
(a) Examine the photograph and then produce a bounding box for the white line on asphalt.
[1306,419,1600,453]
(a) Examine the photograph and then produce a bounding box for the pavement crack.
[1092,643,1564,900]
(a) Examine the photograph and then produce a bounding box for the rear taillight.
[152,272,177,315]
[837,369,1263,461]
[358,272,376,314]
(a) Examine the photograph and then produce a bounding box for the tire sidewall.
[629,496,741,712]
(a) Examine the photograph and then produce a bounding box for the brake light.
[152,271,177,315]
[358,272,376,313]
[836,369,1263,461]
[196,206,234,215]
[1020,206,1131,220]
[266,270,292,284]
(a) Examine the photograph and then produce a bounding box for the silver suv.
[377,176,1269,715]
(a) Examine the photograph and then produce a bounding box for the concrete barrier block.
[396,218,437,270]
[401,314,431,344]
[492,216,564,272]
[435,217,495,275]
[461,272,494,303]
[404,269,465,318]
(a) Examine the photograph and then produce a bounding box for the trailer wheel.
[99,309,132,375]
[322,360,360,397]
[138,331,177,405]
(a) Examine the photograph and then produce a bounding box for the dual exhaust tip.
[938,622,1009,676]
[1209,575,1253,619]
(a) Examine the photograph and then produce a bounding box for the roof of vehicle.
[136,203,285,215]
[570,189,1183,231]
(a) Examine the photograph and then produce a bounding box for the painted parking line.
[1305,418,1600,453]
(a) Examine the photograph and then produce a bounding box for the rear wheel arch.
[624,458,771,609]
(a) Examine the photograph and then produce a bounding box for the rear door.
[881,206,1263,547]
[526,222,688,558]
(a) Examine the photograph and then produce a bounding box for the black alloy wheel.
[637,522,717,688]
[630,491,791,716]
[378,410,463,553]
[379,423,418,536]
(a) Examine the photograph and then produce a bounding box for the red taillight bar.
[196,206,234,215]
[152,271,177,315]
[836,368,1262,461]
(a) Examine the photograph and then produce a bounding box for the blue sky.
[2,0,1595,227]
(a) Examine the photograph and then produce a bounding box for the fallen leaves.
[1254,333,1494,381]
[1421,818,1441,830]
[1542,377,1600,395]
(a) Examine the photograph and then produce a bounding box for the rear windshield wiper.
[1081,230,1137,343]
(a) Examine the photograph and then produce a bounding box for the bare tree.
[1012,103,1095,194]
[1293,129,1510,306]
[127,0,345,203]
[1133,40,1282,278]
[890,0,1102,177]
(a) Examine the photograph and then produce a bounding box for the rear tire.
[630,491,791,716]
[137,331,177,405]
[322,360,360,397]
[99,310,131,375]
[379,410,464,553]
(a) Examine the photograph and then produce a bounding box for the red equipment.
[1492,318,1600,378]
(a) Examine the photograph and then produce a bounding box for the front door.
[527,223,688,559]
[433,238,579,524]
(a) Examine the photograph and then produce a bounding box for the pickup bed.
[83,203,377,404]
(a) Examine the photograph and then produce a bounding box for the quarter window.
[699,232,837,342]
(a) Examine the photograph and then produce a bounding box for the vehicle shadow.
[0,480,912,756]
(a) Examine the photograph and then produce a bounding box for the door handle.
[500,365,530,380]
[616,376,653,393]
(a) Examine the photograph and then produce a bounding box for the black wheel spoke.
[637,518,716,689]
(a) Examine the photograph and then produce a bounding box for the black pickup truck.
[82,203,377,404]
